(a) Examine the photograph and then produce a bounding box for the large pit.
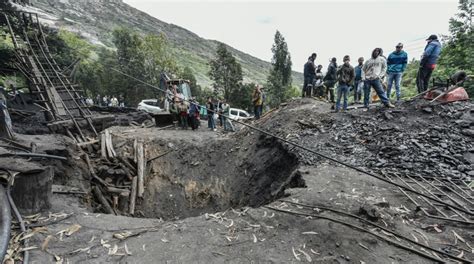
[107,127,305,220]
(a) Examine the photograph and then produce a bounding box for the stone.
[461,129,474,137]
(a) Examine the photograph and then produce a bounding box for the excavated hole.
[119,132,304,220]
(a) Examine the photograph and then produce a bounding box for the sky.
[122,0,459,72]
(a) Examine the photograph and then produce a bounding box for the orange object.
[424,87,470,103]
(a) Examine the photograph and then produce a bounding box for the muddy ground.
[5,98,474,263]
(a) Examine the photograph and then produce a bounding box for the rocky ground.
[3,98,474,263]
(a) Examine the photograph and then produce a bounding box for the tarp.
[424,87,470,103]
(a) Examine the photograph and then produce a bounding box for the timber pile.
[84,128,149,216]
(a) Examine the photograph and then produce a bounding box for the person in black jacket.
[303,53,317,97]
[323,57,337,103]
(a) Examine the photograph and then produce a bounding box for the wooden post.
[101,132,106,159]
[11,166,53,214]
[137,142,145,197]
[129,176,137,215]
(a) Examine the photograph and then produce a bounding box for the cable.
[111,68,473,216]
[265,205,447,263]
[279,200,471,263]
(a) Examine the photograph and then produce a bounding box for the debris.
[292,247,301,261]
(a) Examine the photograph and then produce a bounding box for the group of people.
[302,34,442,112]
[205,97,235,132]
[165,85,235,132]
[91,94,125,107]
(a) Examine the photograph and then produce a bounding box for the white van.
[228,108,252,120]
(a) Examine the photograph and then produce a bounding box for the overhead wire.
[111,67,473,217]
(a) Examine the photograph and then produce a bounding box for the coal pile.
[266,99,473,182]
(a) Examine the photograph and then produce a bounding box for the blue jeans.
[387,72,402,100]
[254,105,262,119]
[207,113,216,129]
[336,83,349,111]
[363,79,389,107]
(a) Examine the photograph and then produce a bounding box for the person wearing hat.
[416,34,442,93]
[335,55,354,112]
[386,43,408,102]
[323,57,338,103]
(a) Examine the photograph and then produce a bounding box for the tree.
[208,43,243,101]
[229,83,254,111]
[437,0,474,95]
[112,28,179,105]
[267,30,292,106]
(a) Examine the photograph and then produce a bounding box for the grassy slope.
[30,0,303,87]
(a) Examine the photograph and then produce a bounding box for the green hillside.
[26,0,303,87]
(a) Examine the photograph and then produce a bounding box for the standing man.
[323,57,337,103]
[206,97,216,131]
[354,57,364,104]
[303,53,317,97]
[416,35,442,93]
[386,43,408,102]
[252,85,263,119]
[335,55,354,112]
[362,48,395,109]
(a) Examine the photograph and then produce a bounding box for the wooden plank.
[105,129,116,158]
[129,176,137,215]
[76,139,99,147]
[137,141,145,197]
[100,132,106,159]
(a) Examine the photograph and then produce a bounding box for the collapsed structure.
[0,7,472,264]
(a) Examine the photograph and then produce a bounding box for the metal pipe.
[0,184,11,260]
[0,152,67,161]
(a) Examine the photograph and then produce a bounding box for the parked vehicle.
[137,99,162,114]
[228,108,252,120]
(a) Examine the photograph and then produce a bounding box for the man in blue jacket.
[416,35,442,93]
[386,43,408,102]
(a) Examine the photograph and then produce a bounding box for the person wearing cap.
[323,57,337,103]
[416,34,442,93]
[303,53,317,97]
[335,55,354,112]
[386,43,408,102]
[362,48,395,109]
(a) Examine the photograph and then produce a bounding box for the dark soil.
[108,127,304,220]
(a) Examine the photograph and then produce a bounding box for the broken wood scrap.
[101,132,107,159]
[118,156,137,175]
[136,141,145,198]
[129,177,137,215]
[92,186,115,215]
[83,153,109,186]
[296,119,319,129]
[105,129,116,158]
[106,186,130,196]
